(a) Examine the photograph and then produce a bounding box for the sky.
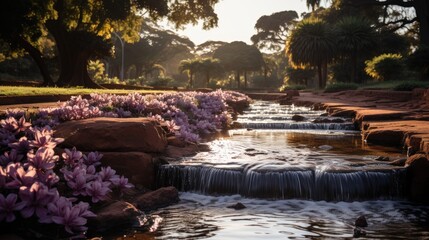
[163,0,313,45]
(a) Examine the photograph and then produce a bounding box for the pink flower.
[62,148,83,166]
[30,127,64,149]
[85,180,111,203]
[27,147,59,171]
[5,163,37,189]
[0,149,24,166]
[0,117,18,133]
[111,176,134,194]
[8,137,32,155]
[82,152,102,166]
[0,193,26,222]
[19,182,58,219]
[98,166,119,182]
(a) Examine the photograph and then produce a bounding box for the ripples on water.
[132,193,429,240]
[122,102,429,239]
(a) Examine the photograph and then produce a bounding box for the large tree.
[0,0,219,88]
[251,10,299,51]
[198,58,223,87]
[179,58,200,88]
[286,19,336,89]
[341,0,429,45]
[213,41,264,89]
[335,16,377,83]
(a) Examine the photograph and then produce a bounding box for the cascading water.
[138,101,429,239]
[157,101,406,201]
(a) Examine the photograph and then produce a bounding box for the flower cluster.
[30,90,250,143]
[0,116,132,235]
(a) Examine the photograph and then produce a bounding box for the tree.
[251,10,299,51]
[213,41,264,89]
[335,16,377,83]
[194,41,227,57]
[0,1,56,86]
[407,46,429,81]
[365,53,405,81]
[198,58,223,87]
[286,19,336,89]
[343,0,429,45]
[179,59,200,88]
[0,0,219,88]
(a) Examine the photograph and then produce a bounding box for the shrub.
[365,53,405,81]
[393,81,429,91]
[147,77,174,87]
[324,82,359,92]
[279,84,306,92]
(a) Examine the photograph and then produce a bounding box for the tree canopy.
[0,0,220,87]
[213,41,264,88]
[251,10,299,51]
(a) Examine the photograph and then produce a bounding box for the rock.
[318,145,333,150]
[227,202,246,210]
[313,117,346,123]
[167,136,187,148]
[165,144,199,159]
[355,215,368,227]
[89,201,140,232]
[226,99,250,114]
[291,114,306,122]
[364,129,405,147]
[353,227,366,238]
[389,158,407,166]
[101,152,156,189]
[284,89,300,97]
[375,156,390,162]
[405,154,429,202]
[133,186,179,211]
[54,117,167,153]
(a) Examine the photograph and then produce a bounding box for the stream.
[125,101,429,239]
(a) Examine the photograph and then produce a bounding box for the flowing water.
[125,102,429,239]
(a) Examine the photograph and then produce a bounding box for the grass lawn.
[359,80,429,90]
[0,86,171,97]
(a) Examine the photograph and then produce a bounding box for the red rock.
[89,201,140,232]
[101,152,156,189]
[165,144,199,159]
[133,186,179,211]
[167,136,187,148]
[54,117,167,153]
[405,154,429,203]
[364,129,405,147]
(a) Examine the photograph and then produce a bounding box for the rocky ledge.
[290,88,429,203]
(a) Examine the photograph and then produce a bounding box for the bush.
[324,82,359,92]
[279,84,306,91]
[147,77,174,87]
[365,53,404,81]
[393,81,429,91]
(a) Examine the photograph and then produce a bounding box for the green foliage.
[284,67,315,86]
[147,76,174,87]
[279,84,306,92]
[251,75,281,88]
[393,81,429,91]
[88,60,106,83]
[365,54,405,81]
[324,82,359,92]
[251,10,299,51]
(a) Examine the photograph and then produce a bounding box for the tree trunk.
[16,37,55,86]
[317,63,323,89]
[235,71,240,89]
[189,72,193,89]
[206,71,211,87]
[46,21,102,88]
[321,61,328,89]
[244,71,248,89]
[415,0,429,45]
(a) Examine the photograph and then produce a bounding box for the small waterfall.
[157,165,406,201]
[236,101,356,131]
[240,122,356,130]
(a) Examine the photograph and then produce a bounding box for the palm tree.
[286,18,335,89]
[335,16,376,83]
[179,59,200,88]
[198,58,223,87]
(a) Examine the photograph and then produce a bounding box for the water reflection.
[127,193,429,239]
